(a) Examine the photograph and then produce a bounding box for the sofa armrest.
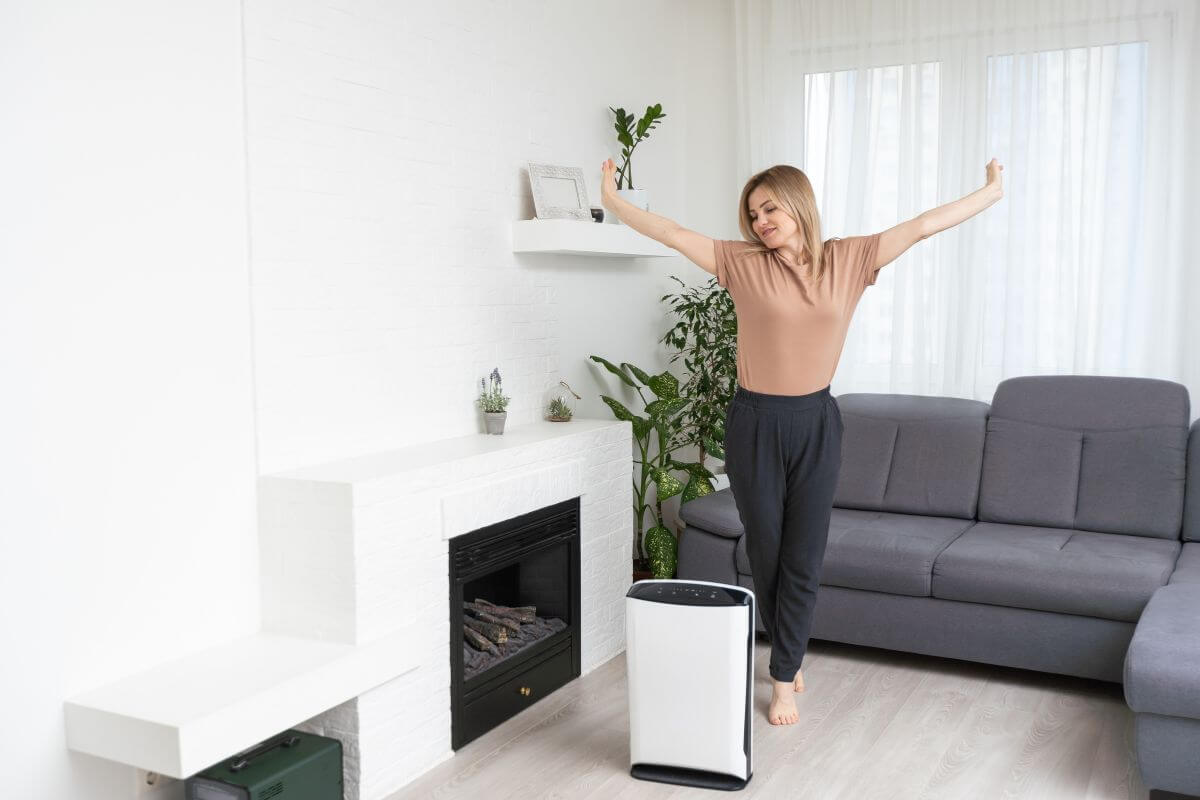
[678,488,745,539]
[1124,583,1200,719]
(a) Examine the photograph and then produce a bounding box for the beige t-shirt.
[714,233,882,396]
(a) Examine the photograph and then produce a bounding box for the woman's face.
[747,186,798,247]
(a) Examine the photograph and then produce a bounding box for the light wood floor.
[385,638,1148,799]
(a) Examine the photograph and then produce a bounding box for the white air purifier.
[625,579,754,791]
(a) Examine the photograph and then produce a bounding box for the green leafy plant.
[659,275,739,464]
[547,395,573,420]
[608,104,666,190]
[588,356,718,579]
[476,367,510,412]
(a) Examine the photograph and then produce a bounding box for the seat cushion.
[932,522,1179,621]
[821,509,974,596]
[735,508,973,597]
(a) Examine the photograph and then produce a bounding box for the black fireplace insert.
[448,496,581,750]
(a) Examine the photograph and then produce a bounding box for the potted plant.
[608,103,666,217]
[588,356,718,580]
[476,367,510,434]
[659,274,739,469]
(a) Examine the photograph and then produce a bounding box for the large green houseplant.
[589,276,738,580]
[658,275,739,467]
[588,357,713,579]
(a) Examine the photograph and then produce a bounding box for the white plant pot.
[615,188,649,223]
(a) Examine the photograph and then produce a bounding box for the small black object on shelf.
[590,207,604,223]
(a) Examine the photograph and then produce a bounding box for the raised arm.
[600,158,717,276]
[875,158,1005,270]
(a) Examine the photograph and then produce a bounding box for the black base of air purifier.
[631,763,750,791]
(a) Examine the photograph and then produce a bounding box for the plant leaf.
[702,435,725,461]
[645,524,677,579]
[646,370,680,400]
[624,363,653,385]
[652,468,685,502]
[590,355,636,387]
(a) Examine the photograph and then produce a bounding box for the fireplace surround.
[257,418,631,800]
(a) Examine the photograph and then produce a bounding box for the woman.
[601,157,1004,726]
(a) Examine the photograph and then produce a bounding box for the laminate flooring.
[384,638,1147,800]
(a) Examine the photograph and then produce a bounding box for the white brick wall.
[241,0,727,476]
[261,418,631,799]
[241,1,736,796]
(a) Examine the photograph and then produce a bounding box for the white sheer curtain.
[732,0,1200,407]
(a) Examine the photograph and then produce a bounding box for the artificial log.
[474,598,537,623]
[464,624,499,654]
[464,615,508,644]
[463,603,522,633]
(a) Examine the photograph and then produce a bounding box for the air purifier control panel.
[626,579,752,608]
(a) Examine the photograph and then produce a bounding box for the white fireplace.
[258,417,633,800]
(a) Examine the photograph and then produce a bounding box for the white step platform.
[511,219,676,257]
[63,627,418,779]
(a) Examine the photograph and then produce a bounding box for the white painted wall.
[0,4,258,799]
[244,0,739,480]
[0,1,736,797]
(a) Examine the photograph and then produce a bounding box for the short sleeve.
[713,239,734,288]
[858,233,883,287]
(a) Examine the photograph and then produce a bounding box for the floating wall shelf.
[512,219,676,258]
[64,627,418,779]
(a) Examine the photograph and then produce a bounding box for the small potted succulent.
[543,379,581,422]
[477,367,511,434]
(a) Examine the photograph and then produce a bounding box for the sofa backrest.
[833,394,989,519]
[979,375,1190,539]
[1185,419,1200,542]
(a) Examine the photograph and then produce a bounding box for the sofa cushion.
[821,509,974,596]
[932,522,1180,621]
[979,375,1189,539]
[734,509,972,597]
[1124,582,1200,719]
[1168,542,1200,585]
[677,487,743,538]
[977,418,1082,528]
[834,394,989,519]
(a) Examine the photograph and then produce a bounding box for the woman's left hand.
[986,158,1004,194]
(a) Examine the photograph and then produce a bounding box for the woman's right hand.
[601,158,619,212]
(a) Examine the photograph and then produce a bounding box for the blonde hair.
[737,165,826,283]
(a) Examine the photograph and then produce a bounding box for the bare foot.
[794,669,805,693]
[768,680,799,725]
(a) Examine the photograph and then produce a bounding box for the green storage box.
[185,730,343,800]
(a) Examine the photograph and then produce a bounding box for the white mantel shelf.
[64,627,419,779]
[511,219,676,257]
[271,417,625,485]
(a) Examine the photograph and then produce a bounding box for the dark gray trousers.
[723,382,843,683]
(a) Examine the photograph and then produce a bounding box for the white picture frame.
[527,162,591,221]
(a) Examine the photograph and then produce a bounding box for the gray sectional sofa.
[677,375,1200,799]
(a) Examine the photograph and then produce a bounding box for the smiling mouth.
[762,228,777,236]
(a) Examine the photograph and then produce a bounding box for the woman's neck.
[774,235,806,267]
